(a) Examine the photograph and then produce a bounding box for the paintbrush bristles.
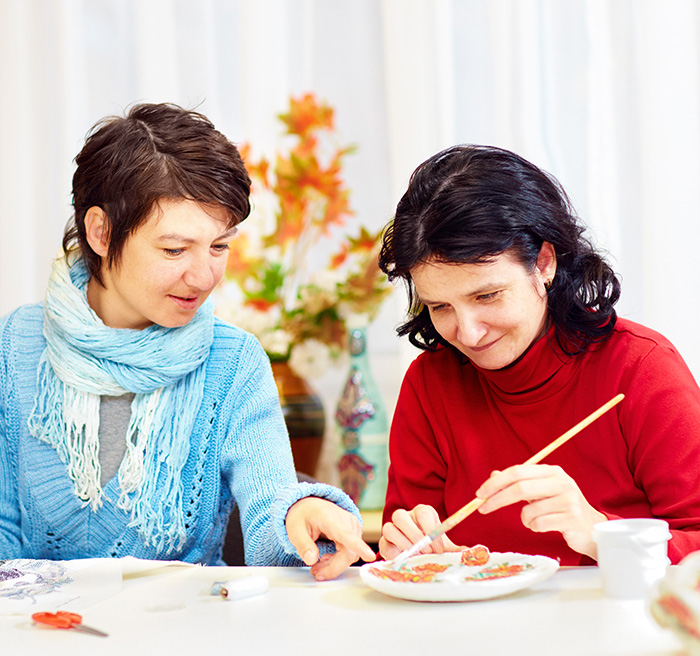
[388,393,625,569]
[390,534,432,568]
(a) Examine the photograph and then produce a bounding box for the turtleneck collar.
[470,323,580,404]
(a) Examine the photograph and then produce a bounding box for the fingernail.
[302,550,316,565]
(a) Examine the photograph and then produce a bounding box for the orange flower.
[348,227,381,254]
[225,232,257,278]
[270,195,308,245]
[245,298,277,312]
[279,93,334,137]
[218,93,391,375]
[330,242,350,269]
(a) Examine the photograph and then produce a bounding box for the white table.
[2,564,684,655]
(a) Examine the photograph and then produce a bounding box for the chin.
[465,351,519,371]
[152,314,196,329]
[472,360,507,371]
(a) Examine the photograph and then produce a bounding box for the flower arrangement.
[216,93,392,379]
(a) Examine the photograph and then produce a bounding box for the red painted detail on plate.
[460,544,490,566]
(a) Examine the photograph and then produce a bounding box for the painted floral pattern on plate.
[369,545,533,584]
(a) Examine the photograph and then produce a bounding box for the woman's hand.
[285,497,376,581]
[476,464,606,559]
[378,504,466,560]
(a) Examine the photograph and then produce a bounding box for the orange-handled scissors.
[32,611,108,637]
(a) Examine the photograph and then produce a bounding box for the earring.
[544,279,552,290]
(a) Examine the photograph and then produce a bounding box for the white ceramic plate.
[359,551,560,602]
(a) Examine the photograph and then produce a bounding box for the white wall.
[3,0,700,482]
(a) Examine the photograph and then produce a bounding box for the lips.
[168,294,199,310]
[469,335,503,353]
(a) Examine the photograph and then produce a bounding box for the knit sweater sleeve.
[0,310,24,557]
[217,327,359,566]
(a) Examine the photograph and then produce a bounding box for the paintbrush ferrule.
[390,534,432,569]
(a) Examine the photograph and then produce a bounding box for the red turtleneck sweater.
[384,318,700,565]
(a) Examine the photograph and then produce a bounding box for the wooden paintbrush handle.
[434,393,624,539]
[429,497,485,538]
[523,393,625,466]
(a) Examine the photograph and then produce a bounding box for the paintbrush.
[389,392,625,569]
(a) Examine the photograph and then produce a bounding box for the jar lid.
[593,518,671,544]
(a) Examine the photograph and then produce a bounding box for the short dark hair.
[378,144,620,354]
[63,102,251,284]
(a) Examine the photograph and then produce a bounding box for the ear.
[536,241,557,285]
[84,206,110,257]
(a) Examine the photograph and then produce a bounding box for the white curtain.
[379,0,700,377]
[2,1,700,482]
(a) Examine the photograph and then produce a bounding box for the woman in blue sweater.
[0,103,375,580]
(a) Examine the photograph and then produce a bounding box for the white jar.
[593,518,671,599]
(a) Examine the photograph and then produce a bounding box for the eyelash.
[476,291,500,301]
[163,244,230,256]
[427,291,501,312]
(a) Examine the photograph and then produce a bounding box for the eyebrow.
[158,227,239,243]
[418,281,506,305]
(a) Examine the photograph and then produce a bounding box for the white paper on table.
[0,558,121,614]
[0,557,196,615]
[119,555,197,580]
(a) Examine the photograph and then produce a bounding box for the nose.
[183,255,217,291]
[454,308,488,347]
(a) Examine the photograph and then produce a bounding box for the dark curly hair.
[63,102,251,285]
[378,145,620,354]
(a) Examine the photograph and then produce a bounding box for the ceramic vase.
[335,326,389,509]
[271,361,325,478]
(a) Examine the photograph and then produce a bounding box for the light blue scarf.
[28,256,214,553]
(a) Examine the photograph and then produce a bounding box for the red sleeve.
[382,357,449,525]
[618,339,700,563]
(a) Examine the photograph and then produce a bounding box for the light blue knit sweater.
[0,304,358,565]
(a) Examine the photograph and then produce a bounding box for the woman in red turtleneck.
[377,145,700,565]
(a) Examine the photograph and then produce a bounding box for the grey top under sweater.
[98,394,134,486]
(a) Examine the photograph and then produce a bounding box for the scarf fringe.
[117,384,195,553]
[29,256,214,554]
[29,356,104,509]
